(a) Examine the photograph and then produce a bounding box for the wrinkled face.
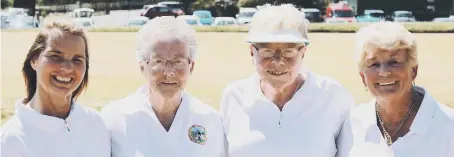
[251,43,306,89]
[360,49,417,99]
[31,33,87,98]
[141,40,194,98]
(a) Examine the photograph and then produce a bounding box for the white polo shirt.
[0,101,111,157]
[220,71,356,157]
[336,87,454,157]
[100,85,224,157]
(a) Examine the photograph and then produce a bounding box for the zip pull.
[278,114,283,128]
[64,120,71,132]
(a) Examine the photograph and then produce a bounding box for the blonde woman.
[336,22,454,157]
[220,4,355,157]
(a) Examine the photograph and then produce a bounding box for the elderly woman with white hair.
[220,4,355,157]
[100,16,225,157]
[336,22,454,157]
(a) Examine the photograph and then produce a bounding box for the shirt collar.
[15,99,82,133]
[133,84,190,115]
[366,86,437,136]
[242,70,315,110]
[408,86,437,136]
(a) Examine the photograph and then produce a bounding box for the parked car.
[140,4,154,16]
[73,18,95,28]
[212,17,237,26]
[390,10,416,22]
[301,8,323,23]
[127,16,149,27]
[356,9,385,23]
[192,10,213,25]
[236,7,257,25]
[432,17,454,22]
[1,14,8,29]
[157,1,185,16]
[324,1,357,23]
[71,8,95,28]
[5,15,38,29]
[144,5,178,19]
[176,15,201,25]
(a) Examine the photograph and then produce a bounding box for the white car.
[236,7,257,25]
[176,15,201,26]
[71,8,95,28]
[392,10,416,22]
[127,16,149,27]
[212,17,237,26]
[432,17,454,22]
[73,18,95,28]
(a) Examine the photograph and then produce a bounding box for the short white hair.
[249,3,309,41]
[354,22,418,71]
[136,16,197,62]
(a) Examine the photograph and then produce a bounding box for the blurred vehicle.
[192,10,213,25]
[144,5,178,19]
[127,16,149,27]
[390,10,416,22]
[140,4,154,16]
[6,15,38,29]
[73,18,95,28]
[1,14,8,29]
[176,15,201,25]
[301,8,323,23]
[212,17,237,26]
[71,8,95,27]
[236,7,257,25]
[356,9,385,22]
[157,1,185,16]
[324,1,357,23]
[432,17,454,22]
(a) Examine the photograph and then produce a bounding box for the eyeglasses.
[145,58,192,70]
[252,45,304,58]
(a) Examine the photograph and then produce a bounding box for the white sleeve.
[335,113,354,157]
[219,85,235,157]
[334,87,356,157]
[447,128,454,157]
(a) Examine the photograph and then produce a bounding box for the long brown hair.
[22,18,90,104]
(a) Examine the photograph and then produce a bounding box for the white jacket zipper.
[278,113,283,128]
[64,120,71,132]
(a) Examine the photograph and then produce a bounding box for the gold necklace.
[375,92,417,146]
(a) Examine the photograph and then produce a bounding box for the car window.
[159,7,169,12]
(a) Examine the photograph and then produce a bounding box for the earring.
[365,86,368,91]
[412,81,415,86]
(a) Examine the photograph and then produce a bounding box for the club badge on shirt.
[188,124,207,145]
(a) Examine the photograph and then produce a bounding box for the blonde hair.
[248,3,309,41]
[136,16,197,62]
[354,22,418,71]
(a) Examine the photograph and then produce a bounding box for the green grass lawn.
[1,32,453,124]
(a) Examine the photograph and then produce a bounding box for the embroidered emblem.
[188,124,207,145]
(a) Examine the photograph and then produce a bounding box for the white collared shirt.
[1,101,111,157]
[100,85,224,157]
[220,71,356,157]
[336,87,454,157]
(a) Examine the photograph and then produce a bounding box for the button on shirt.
[336,87,454,157]
[0,101,111,157]
[220,71,356,157]
[100,85,225,157]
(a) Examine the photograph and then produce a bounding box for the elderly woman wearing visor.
[220,4,355,157]
[336,22,454,157]
[100,16,225,157]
